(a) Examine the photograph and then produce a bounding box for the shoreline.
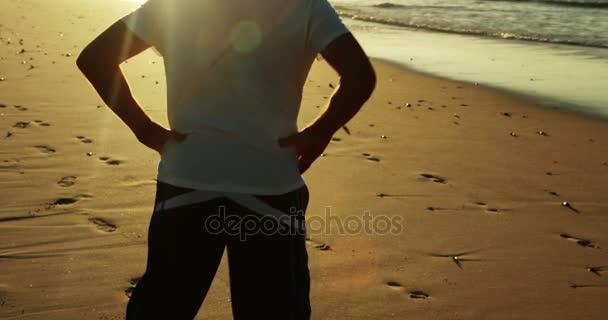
[372,57,608,125]
[346,18,608,119]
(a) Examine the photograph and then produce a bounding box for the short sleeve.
[308,0,350,54]
[121,0,164,48]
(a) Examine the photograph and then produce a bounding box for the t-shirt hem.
[157,174,306,195]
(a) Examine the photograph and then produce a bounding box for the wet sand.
[1,0,608,319]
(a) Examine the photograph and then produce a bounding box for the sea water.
[332,0,608,117]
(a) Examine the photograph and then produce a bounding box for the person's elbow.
[76,47,93,70]
[76,45,118,78]
[76,46,97,77]
[342,63,376,101]
[360,64,377,98]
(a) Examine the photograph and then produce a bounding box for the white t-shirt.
[121,0,349,195]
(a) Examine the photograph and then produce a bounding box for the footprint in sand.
[426,206,449,212]
[52,197,79,206]
[98,156,123,166]
[420,173,446,184]
[485,207,502,214]
[88,217,117,233]
[376,192,407,198]
[33,145,56,153]
[384,280,430,299]
[33,120,50,127]
[408,290,430,300]
[0,159,20,169]
[586,266,607,277]
[361,153,381,163]
[47,194,92,208]
[473,202,507,214]
[559,233,598,249]
[0,103,7,108]
[57,176,76,187]
[76,135,93,144]
[13,105,28,111]
[13,121,30,129]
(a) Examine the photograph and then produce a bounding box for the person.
[77,0,375,319]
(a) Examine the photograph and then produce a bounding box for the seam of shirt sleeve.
[314,27,350,54]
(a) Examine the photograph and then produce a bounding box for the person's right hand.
[278,125,334,174]
[134,121,187,154]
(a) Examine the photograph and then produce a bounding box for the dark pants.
[126,182,311,320]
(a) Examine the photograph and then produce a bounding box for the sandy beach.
[1,0,608,319]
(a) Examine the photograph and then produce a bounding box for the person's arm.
[310,33,376,135]
[279,33,376,173]
[77,20,183,153]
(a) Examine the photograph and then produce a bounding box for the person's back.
[77,0,375,318]
[122,0,353,194]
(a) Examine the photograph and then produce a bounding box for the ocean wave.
[336,10,608,49]
[482,0,608,9]
[372,3,406,9]
[370,2,468,11]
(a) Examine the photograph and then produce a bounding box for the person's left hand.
[134,121,187,154]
